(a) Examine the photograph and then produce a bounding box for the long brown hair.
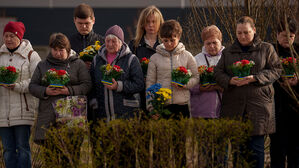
[134,5,164,48]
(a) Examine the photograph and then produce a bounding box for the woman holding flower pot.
[214,16,282,168]
[146,20,198,119]
[29,33,91,143]
[190,25,224,119]
[90,25,144,121]
[0,21,41,168]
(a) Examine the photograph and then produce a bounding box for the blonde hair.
[134,5,164,48]
[201,25,222,42]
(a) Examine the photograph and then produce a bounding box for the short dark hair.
[237,16,255,28]
[277,17,297,34]
[74,3,94,19]
[160,19,182,38]
[49,33,71,54]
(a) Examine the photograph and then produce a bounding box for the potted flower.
[146,83,172,117]
[280,57,298,78]
[140,57,149,77]
[79,41,101,62]
[198,65,216,86]
[171,66,192,87]
[100,64,124,85]
[0,66,19,85]
[230,59,255,79]
[42,68,70,88]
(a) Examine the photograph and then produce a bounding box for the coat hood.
[156,42,185,57]
[0,39,34,59]
[46,49,78,66]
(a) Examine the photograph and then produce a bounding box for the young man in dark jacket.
[69,3,104,55]
[270,17,299,168]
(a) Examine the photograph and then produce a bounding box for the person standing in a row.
[214,16,282,168]
[0,21,41,168]
[129,5,164,114]
[69,3,104,56]
[146,20,198,119]
[270,17,299,168]
[190,25,224,119]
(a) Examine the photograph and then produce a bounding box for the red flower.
[140,57,148,62]
[57,70,66,76]
[50,68,56,71]
[207,67,214,73]
[113,65,121,72]
[179,66,188,74]
[113,65,121,69]
[6,66,16,73]
[287,57,296,63]
[241,59,250,65]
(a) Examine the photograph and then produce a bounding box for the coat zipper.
[170,52,174,104]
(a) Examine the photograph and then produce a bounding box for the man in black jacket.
[69,3,104,55]
[270,17,299,168]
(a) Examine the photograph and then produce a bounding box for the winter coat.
[0,39,41,127]
[190,46,224,118]
[69,30,104,55]
[214,36,282,135]
[272,42,299,133]
[29,51,92,141]
[146,42,199,107]
[90,43,144,121]
[128,36,160,60]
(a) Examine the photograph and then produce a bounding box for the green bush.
[0,118,252,168]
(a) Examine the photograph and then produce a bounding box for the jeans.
[247,135,265,168]
[0,125,31,168]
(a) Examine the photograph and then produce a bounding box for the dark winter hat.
[3,21,26,41]
[105,25,124,43]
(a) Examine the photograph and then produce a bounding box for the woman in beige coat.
[0,21,41,168]
[146,20,198,119]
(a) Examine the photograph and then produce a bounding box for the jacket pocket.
[123,93,140,107]
[259,85,274,102]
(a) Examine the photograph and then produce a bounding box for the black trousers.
[164,104,190,119]
[270,131,299,168]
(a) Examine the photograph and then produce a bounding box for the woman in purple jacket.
[190,25,224,118]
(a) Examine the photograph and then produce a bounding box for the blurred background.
[0,0,193,59]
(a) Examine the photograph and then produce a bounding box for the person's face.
[277,31,295,48]
[144,14,160,35]
[105,37,122,54]
[74,17,95,35]
[3,32,21,50]
[51,47,68,61]
[236,23,256,46]
[204,37,222,56]
[161,35,180,52]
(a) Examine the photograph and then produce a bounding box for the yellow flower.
[106,64,112,71]
[157,98,161,101]
[95,41,100,45]
[95,45,101,51]
[79,52,84,57]
[86,46,92,50]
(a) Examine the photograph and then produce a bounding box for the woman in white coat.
[0,21,41,168]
